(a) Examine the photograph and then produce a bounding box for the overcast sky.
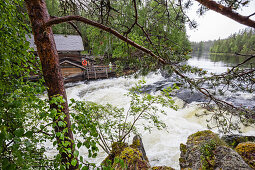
[186,1,255,42]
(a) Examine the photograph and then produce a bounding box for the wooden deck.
[60,61,116,82]
[85,65,116,80]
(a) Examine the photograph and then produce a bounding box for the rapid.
[47,53,255,169]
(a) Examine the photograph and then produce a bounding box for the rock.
[175,89,208,104]
[179,130,252,170]
[214,146,252,169]
[235,142,255,169]
[112,146,150,170]
[221,134,255,148]
[102,135,150,169]
[131,135,149,162]
[101,142,128,167]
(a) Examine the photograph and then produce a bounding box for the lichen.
[119,147,142,164]
[235,142,255,169]
[101,142,128,167]
[113,146,149,170]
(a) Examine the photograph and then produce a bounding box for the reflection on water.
[209,53,254,68]
[188,52,229,74]
[188,52,254,74]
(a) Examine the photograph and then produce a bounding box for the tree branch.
[195,0,255,28]
[44,15,167,64]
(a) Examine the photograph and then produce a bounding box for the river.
[49,52,255,169]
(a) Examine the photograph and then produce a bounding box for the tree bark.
[195,0,255,29]
[24,0,77,169]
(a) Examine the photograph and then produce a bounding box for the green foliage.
[70,80,178,157]
[45,0,191,74]
[0,0,54,168]
[210,28,255,54]
[200,140,217,170]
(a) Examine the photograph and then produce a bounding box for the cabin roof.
[27,34,84,52]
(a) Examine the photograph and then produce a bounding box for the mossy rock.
[222,135,255,148]
[152,166,175,170]
[131,135,149,162]
[180,130,252,170]
[187,130,225,146]
[101,142,128,167]
[112,146,150,170]
[235,142,255,169]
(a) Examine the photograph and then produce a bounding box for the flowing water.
[46,52,255,169]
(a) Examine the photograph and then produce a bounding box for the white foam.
[45,72,255,169]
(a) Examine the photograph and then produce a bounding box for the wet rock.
[235,142,255,169]
[221,134,255,148]
[179,130,252,170]
[175,89,208,103]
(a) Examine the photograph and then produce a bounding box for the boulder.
[112,146,150,170]
[235,142,255,169]
[102,135,150,169]
[179,130,252,170]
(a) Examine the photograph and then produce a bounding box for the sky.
[186,1,255,42]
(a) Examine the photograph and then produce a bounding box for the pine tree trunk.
[24,0,78,169]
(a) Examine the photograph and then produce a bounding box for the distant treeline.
[210,28,255,54]
[191,28,255,55]
[191,41,214,53]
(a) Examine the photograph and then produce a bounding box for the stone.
[131,135,149,162]
[179,130,252,170]
[112,146,150,170]
[235,142,255,169]
[221,134,255,148]
[102,135,150,169]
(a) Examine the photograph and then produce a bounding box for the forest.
[1,0,255,169]
[210,28,255,54]
[192,28,255,55]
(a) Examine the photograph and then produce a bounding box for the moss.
[111,142,128,155]
[152,166,175,170]
[200,140,217,170]
[235,142,255,169]
[101,142,128,167]
[180,143,187,155]
[130,136,141,148]
[179,157,186,165]
[187,130,227,170]
[222,135,255,148]
[113,146,149,170]
[188,130,226,146]
[187,130,215,144]
[119,147,142,163]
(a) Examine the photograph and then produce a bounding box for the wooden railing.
[85,65,116,79]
